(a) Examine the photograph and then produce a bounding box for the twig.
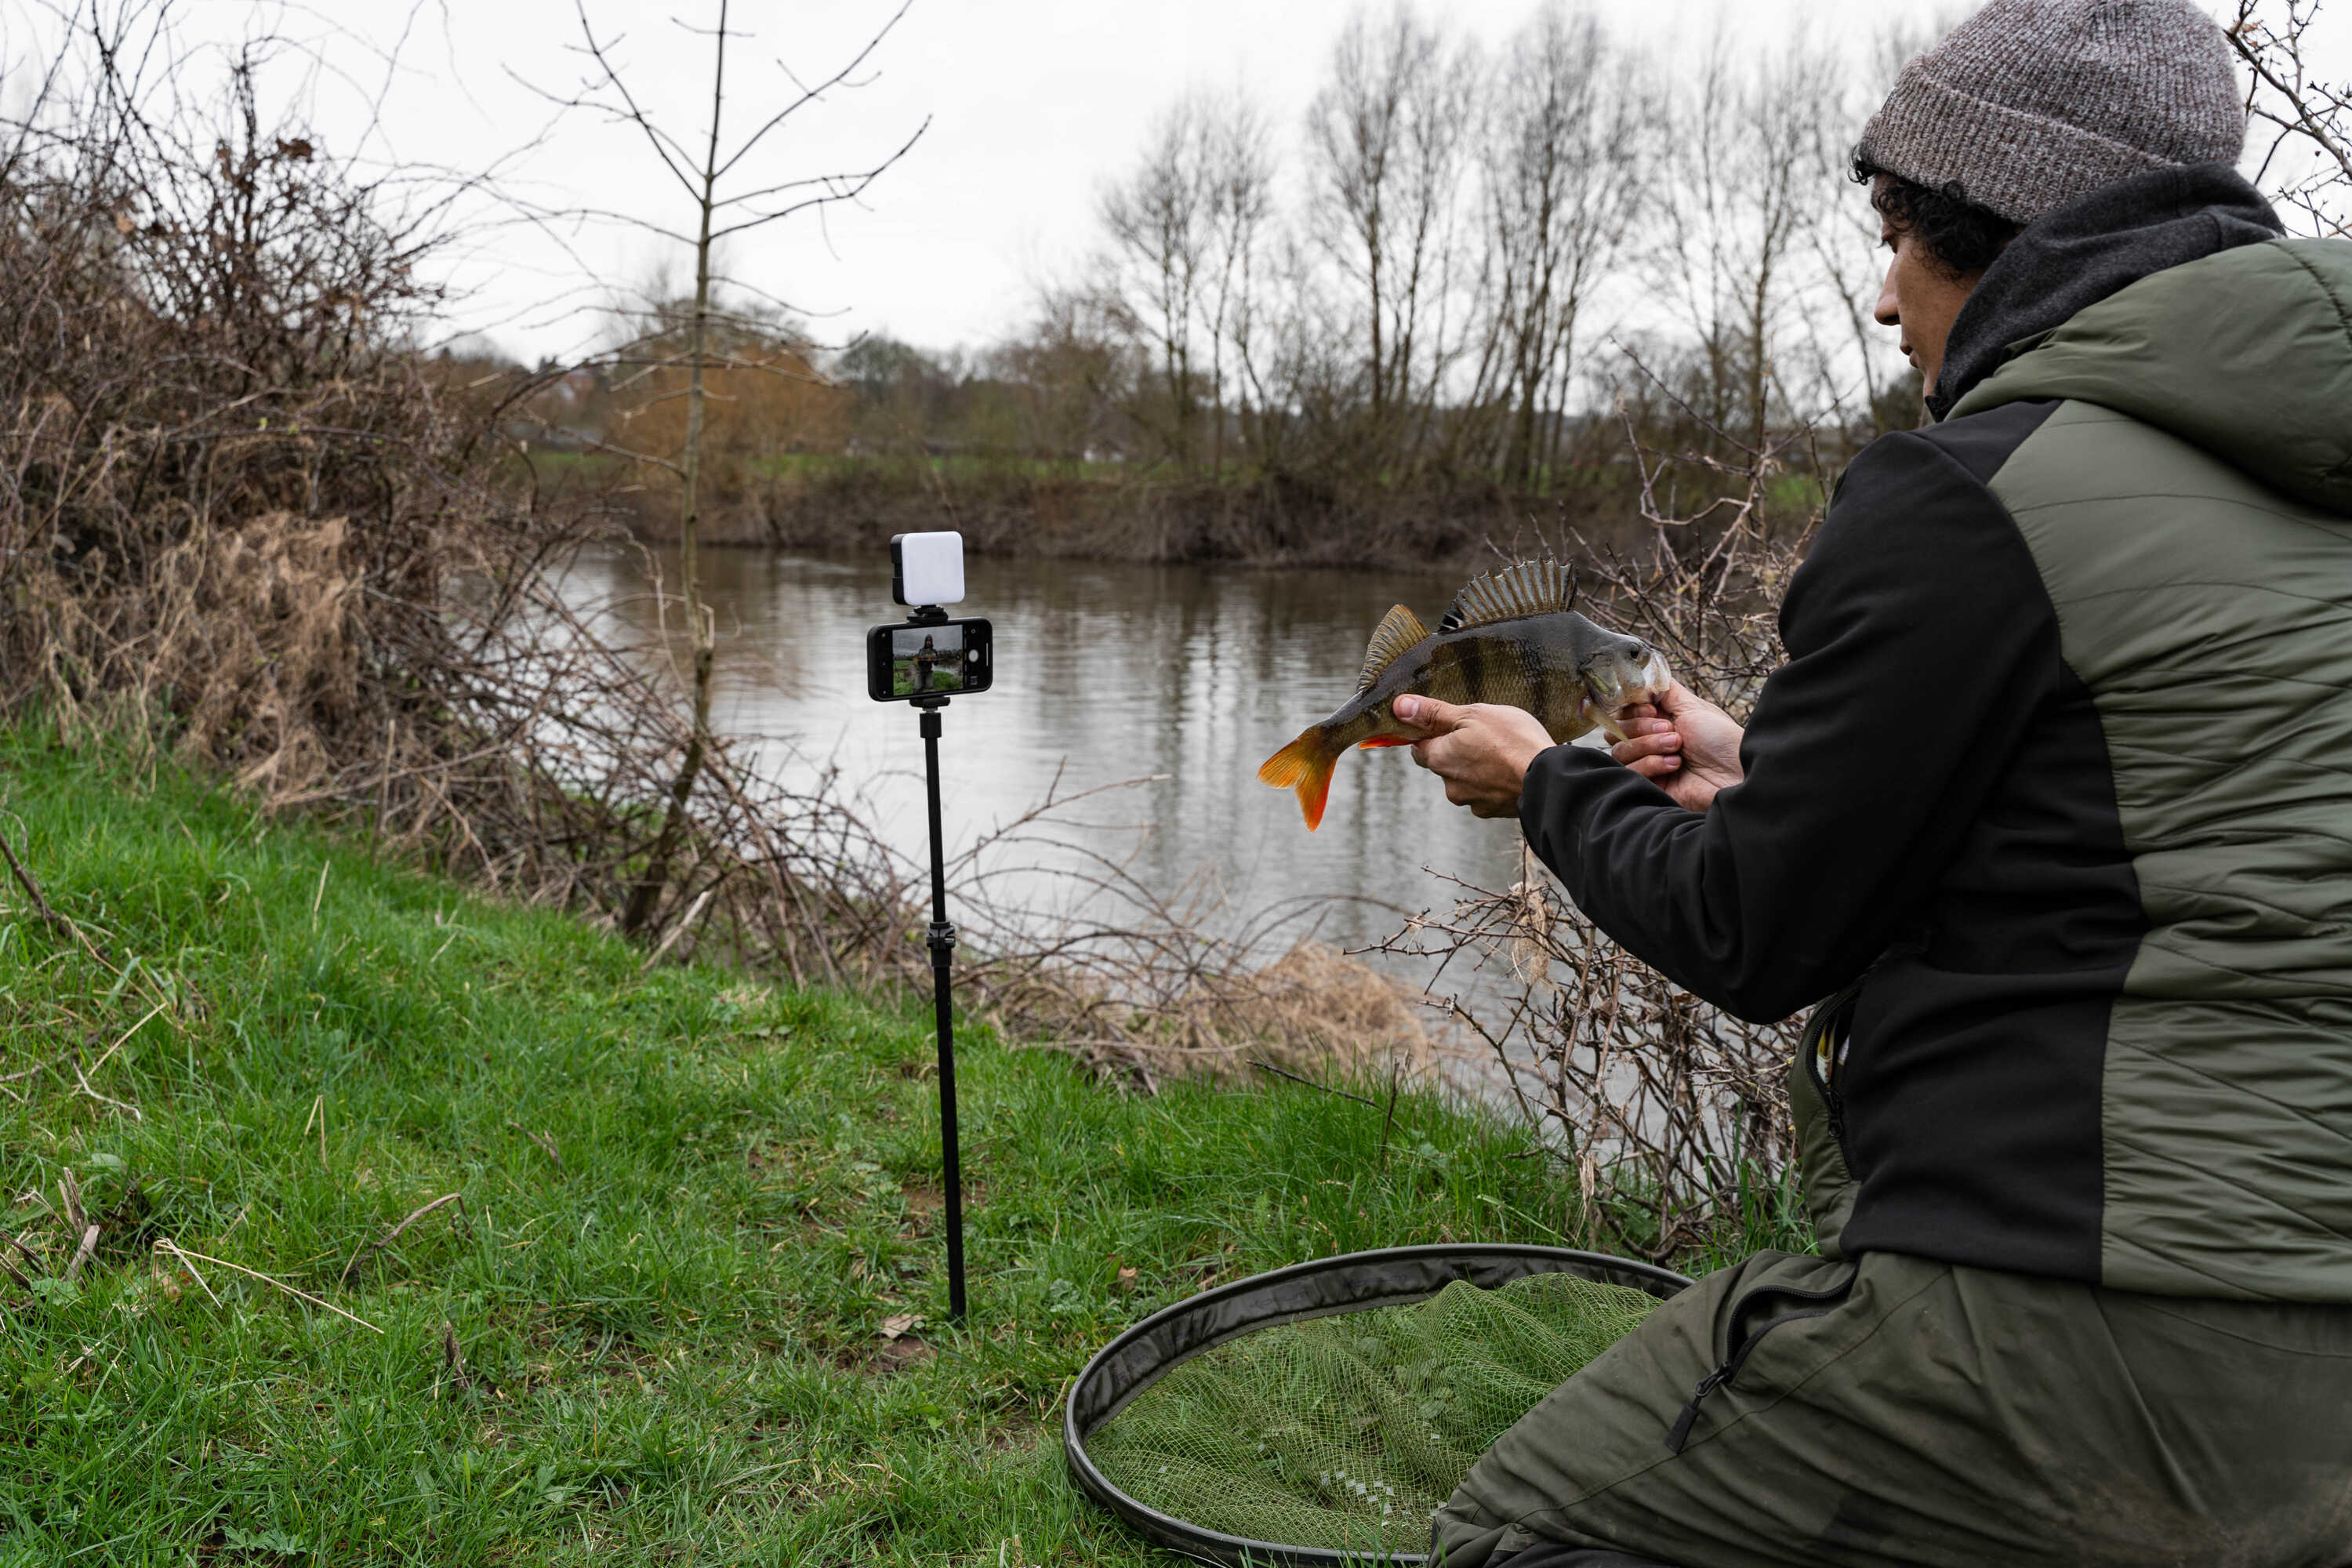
[0,819,111,969]
[339,1192,466,1287]
[1377,1058,1403,1171]
[86,999,168,1079]
[640,886,714,972]
[72,1060,141,1120]
[63,1223,98,1281]
[152,1240,382,1333]
[1247,1058,1378,1108]
[507,1122,562,1170]
[155,1241,222,1308]
[439,1319,473,1396]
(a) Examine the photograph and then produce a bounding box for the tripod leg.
[920,704,967,1322]
[931,930,966,1321]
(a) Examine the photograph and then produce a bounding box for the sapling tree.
[538,0,924,936]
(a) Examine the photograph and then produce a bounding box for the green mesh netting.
[1086,1271,1659,1555]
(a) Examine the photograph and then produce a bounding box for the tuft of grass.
[0,733,1808,1563]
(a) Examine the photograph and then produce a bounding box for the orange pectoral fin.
[1258,730,1340,830]
[1357,736,1414,750]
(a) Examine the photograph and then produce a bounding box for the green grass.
[0,733,1778,1563]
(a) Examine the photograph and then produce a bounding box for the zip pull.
[1665,1365,1732,1454]
[1661,1272,1861,1456]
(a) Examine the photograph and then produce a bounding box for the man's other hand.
[1394,695,1553,818]
[1610,681,1746,813]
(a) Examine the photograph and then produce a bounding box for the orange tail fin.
[1257,730,1339,830]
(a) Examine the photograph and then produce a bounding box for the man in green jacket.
[1402,0,2352,1563]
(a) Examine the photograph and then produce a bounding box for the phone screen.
[869,618,993,701]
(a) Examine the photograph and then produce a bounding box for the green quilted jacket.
[1524,167,2352,1299]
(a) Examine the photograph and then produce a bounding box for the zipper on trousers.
[1664,1272,1858,1455]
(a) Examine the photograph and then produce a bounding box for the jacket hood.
[1931,163,2283,421]
[1951,236,2352,514]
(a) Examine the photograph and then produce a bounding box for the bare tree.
[2230,0,2352,238]
[541,0,924,935]
[982,291,1135,465]
[1200,93,1276,481]
[1095,90,1279,480]
[1797,13,1962,439]
[1305,3,1483,467]
[1647,37,1846,462]
[1225,225,1347,478]
[1096,96,1215,471]
[1477,2,1645,488]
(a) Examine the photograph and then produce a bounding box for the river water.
[557,543,1566,966]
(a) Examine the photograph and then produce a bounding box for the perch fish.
[1257,561,1671,829]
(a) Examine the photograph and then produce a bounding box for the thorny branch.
[2231,0,2352,237]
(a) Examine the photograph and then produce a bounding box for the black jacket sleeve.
[1518,426,2063,1022]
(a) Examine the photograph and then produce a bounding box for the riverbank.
[558,453,1675,572]
[0,735,1787,1562]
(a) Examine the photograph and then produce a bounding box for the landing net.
[1084,1271,1658,1555]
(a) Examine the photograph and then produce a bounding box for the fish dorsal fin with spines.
[1357,604,1431,692]
[1438,560,1577,633]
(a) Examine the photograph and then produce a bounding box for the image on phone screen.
[891,625,967,696]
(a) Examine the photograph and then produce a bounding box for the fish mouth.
[1581,646,1672,737]
[1584,646,1670,705]
[1626,648,1671,706]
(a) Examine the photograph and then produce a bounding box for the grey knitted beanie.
[1856,0,2248,226]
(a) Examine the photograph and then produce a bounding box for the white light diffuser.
[892,531,966,607]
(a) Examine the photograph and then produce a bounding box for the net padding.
[1084,1271,1659,1556]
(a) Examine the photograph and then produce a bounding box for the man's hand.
[1393,695,1554,818]
[1610,681,1746,813]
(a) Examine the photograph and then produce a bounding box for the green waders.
[1431,1045,2352,1568]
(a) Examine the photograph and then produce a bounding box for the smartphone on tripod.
[866,618,993,701]
[863,530,984,1319]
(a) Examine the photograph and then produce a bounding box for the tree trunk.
[621,4,727,937]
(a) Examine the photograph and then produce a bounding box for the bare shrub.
[0,21,525,802]
[1376,388,1818,1258]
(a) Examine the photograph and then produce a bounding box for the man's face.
[1871,177,1985,397]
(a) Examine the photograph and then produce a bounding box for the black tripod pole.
[917,698,967,1322]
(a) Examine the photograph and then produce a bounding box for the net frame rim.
[1063,1242,1693,1567]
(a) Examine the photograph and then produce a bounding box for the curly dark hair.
[1850,153,2022,278]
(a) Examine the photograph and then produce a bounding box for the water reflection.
[561,543,1555,956]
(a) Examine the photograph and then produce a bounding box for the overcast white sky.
[89,0,2325,364]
